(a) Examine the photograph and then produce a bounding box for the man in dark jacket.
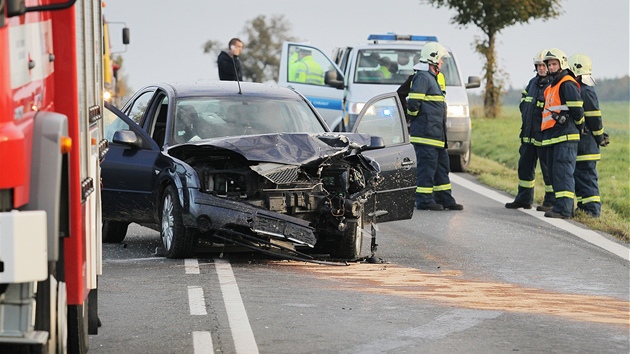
[541,48,584,219]
[407,42,462,211]
[217,38,243,81]
[568,53,609,217]
[505,49,554,210]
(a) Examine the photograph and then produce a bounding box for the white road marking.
[214,258,259,354]
[450,173,630,261]
[193,331,214,354]
[188,286,207,315]
[185,258,200,274]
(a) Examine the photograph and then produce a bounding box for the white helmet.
[419,42,450,65]
[568,53,592,76]
[533,49,547,65]
[543,48,569,70]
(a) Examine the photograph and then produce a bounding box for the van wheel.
[450,145,471,172]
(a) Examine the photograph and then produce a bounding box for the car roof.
[147,81,303,100]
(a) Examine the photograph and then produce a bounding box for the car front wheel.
[161,185,195,258]
[335,213,366,260]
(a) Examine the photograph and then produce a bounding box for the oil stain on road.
[272,262,629,326]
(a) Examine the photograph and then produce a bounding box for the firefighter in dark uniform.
[541,48,585,218]
[568,53,609,217]
[506,49,554,210]
[407,42,462,211]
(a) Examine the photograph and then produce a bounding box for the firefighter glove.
[599,132,610,147]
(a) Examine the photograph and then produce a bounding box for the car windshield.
[353,48,462,86]
[172,96,327,144]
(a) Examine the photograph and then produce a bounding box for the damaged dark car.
[101,82,416,260]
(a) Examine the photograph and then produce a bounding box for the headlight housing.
[447,105,468,118]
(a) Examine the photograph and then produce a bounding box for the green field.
[468,101,629,242]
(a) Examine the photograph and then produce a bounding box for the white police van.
[278,34,480,171]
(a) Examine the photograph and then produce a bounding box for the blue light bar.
[368,34,438,42]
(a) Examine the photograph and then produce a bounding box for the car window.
[353,48,462,87]
[103,106,130,142]
[172,96,327,144]
[286,44,335,86]
[124,90,155,125]
[354,96,405,146]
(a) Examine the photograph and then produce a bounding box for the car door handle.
[401,158,414,169]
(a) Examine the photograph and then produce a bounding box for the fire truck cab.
[0,0,107,352]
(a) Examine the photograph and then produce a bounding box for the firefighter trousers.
[546,140,578,217]
[414,144,457,208]
[514,143,555,206]
[574,160,601,217]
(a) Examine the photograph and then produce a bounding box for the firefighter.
[407,42,463,211]
[568,53,609,217]
[540,48,584,219]
[505,49,554,210]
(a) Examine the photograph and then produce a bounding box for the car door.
[101,101,162,224]
[351,92,416,222]
[279,42,345,130]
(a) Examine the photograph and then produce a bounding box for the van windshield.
[353,48,462,86]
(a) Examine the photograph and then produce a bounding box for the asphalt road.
[89,173,630,354]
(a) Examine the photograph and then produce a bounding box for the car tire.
[102,221,129,243]
[161,185,195,258]
[449,143,471,172]
[336,213,366,260]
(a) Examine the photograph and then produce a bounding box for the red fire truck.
[0,0,107,352]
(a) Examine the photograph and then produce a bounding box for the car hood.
[168,132,376,166]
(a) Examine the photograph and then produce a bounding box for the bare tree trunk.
[482,31,502,118]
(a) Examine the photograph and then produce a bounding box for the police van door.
[279,42,345,130]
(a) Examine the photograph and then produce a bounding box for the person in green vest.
[292,48,324,85]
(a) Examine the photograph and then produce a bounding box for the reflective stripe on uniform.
[584,110,601,117]
[410,136,445,148]
[577,195,601,204]
[433,184,452,192]
[576,153,601,161]
[555,191,575,199]
[541,133,581,146]
[416,186,433,194]
[545,185,554,193]
[518,179,535,188]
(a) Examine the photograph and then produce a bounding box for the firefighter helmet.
[533,49,547,65]
[568,53,592,76]
[543,48,569,70]
[419,42,450,65]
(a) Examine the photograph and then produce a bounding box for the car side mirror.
[324,69,344,89]
[112,130,142,148]
[362,135,385,150]
[466,76,481,89]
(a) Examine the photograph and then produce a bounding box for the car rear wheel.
[161,185,195,258]
[449,143,471,172]
[102,221,129,243]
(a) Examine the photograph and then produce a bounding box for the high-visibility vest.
[542,75,577,131]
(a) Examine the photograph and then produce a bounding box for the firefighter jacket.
[576,81,605,161]
[407,69,447,148]
[541,70,584,146]
[519,75,550,146]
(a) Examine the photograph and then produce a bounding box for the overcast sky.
[103,0,629,94]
